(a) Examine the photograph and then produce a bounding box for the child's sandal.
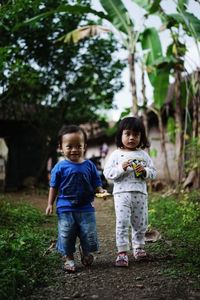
[115,252,129,267]
[63,259,76,272]
[79,245,94,267]
[133,248,147,260]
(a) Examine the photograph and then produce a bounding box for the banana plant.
[136,0,200,184]
[139,27,172,181]
[161,2,200,184]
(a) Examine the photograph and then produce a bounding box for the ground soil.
[13,191,200,300]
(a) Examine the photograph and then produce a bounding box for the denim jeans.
[57,211,99,256]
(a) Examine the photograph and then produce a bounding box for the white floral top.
[103,149,156,195]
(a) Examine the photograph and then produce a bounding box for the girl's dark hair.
[58,125,87,147]
[116,117,150,149]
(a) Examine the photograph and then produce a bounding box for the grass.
[0,194,58,300]
[147,189,200,278]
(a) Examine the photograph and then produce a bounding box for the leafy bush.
[148,190,200,275]
[0,196,57,300]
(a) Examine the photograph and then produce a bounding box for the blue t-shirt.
[50,159,102,213]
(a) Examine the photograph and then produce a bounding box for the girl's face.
[61,132,86,163]
[121,129,141,150]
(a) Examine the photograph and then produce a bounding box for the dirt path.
[15,192,199,300]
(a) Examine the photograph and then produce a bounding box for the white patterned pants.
[114,192,148,252]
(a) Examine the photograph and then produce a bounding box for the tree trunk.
[193,70,200,188]
[128,51,138,116]
[157,112,172,182]
[174,71,184,183]
[141,63,148,135]
[193,70,200,138]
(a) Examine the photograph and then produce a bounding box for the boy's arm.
[96,186,107,194]
[46,187,58,215]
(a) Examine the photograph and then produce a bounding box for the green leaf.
[177,0,188,11]
[141,28,163,85]
[131,0,161,14]
[149,148,157,158]
[167,12,200,40]
[154,57,177,68]
[130,0,151,11]
[153,70,169,109]
[149,0,162,14]
[100,0,134,34]
[167,117,176,143]
[119,107,131,119]
[18,4,108,28]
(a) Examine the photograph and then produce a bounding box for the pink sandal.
[115,252,129,267]
[133,248,147,260]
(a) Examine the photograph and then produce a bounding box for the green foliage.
[166,117,176,143]
[0,196,57,300]
[167,12,200,40]
[0,0,124,126]
[141,28,163,85]
[148,191,200,276]
[149,148,157,158]
[100,0,134,35]
[119,107,131,119]
[184,137,200,172]
[140,28,170,109]
[153,70,169,109]
[0,0,125,183]
[131,0,162,14]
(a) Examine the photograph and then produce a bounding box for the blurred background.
[0,0,200,192]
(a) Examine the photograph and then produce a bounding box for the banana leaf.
[131,0,162,14]
[100,0,134,35]
[167,12,200,40]
[140,27,163,85]
[153,70,169,110]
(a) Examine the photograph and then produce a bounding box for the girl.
[46,125,106,272]
[103,117,156,267]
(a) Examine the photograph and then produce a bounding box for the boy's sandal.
[79,245,94,267]
[133,248,147,260]
[63,259,76,272]
[115,253,129,267]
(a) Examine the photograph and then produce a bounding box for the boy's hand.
[46,204,53,215]
[95,188,111,200]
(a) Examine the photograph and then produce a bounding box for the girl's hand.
[122,160,130,171]
[135,164,146,176]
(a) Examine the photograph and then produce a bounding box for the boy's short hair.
[58,125,87,147]
[116,117,150,149]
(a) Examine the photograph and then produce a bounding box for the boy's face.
[61,132,86,163]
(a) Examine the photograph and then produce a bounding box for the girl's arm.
[103,152,126,180]
[46,187,58,215]
[143,154,157,180]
